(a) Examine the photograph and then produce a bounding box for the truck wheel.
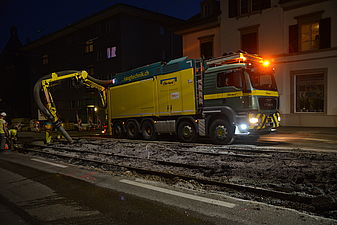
[177,120,197,143]
[141,120,157,140]
[126,120,140,139]
[209,119,234,145]
[112,122,124,138]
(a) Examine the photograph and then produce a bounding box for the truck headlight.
[249,117,259,124]
[240,124,248,130]
[278,116,281,122]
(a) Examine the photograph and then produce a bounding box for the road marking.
[31,158,68,168]
[120,179,236,208]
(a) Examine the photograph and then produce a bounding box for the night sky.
[1,0,204,51]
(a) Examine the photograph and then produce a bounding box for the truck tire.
[126,120,140,139]
[177,120,197,143]
[209,119,234,145]
[141,120,157,140]
[112,122,124,138]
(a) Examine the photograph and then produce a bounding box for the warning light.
[262,60,270,67]
[239,53,247,62]
[240,56,247,61]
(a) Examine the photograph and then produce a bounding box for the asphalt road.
[1,152,336,225]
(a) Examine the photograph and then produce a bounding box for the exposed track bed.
[19,137,337,219]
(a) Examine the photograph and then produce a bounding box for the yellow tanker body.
[108,68,196,119]
[107,57,203,141]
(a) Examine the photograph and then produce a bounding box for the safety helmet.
[0,112,6,117]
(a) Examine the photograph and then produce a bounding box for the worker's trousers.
[0,133,5,150]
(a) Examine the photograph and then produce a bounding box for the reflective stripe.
[204,90,279,100]
[204,91,243,100]
[244,90,279,97]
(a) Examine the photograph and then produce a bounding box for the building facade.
[176,0,221,59]
[220,0,337,127]
[0,27,31,119]
[20,4,182,123]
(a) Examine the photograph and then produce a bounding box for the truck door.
[204,68,243,109]
[156,72,181,116]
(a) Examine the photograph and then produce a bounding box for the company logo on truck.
[123,70,150,82]
[160,77,177,86]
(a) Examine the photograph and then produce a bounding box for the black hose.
[33,70,112,144]
[33,73,75,143]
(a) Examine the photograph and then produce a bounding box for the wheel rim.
[142,121,156,140]
[130,125,136,135]
[215,125,227,140]
[183,125,193,138]
[113,124,123,137]
[145,126,152,136]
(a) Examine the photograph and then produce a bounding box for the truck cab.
[201,53,280,144]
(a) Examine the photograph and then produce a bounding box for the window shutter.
[289,24,298,53]
[319,18,331,49]
[228,0,238,18]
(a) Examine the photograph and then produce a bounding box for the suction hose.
[34,71,80,144]
[34,71,112,144]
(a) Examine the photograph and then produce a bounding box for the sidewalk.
[259,126,337,151]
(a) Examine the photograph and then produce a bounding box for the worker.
[0,112,8,151]
[44,121,53,144]
[8,127,18,150]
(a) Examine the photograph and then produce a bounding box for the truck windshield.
[247,69,277,91]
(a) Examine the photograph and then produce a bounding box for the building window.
[159,26,165,36]
[87,65,94,76]
[203,4,210,17]
[42,54,48,65]
[85,40,94,53]
[229,0,271,18]
[300,21,319,51]
[294,73,325,113]
[289,13,331,53]
[107,47,116,59]
[199,35,214,59]
[239,25,259,54]
[96,50,102,61]
[217,70,242,89]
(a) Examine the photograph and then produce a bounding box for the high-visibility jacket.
[0,119,6,134]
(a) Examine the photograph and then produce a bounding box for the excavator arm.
[34,70,111,143]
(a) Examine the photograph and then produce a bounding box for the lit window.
[300,22,319,51]
[295,73,325,113]
[107,47,116,59]
[42,54,48,65]
[85,40,94,53]
[289,14,331,53]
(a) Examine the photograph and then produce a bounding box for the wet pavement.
[257,126,337,151]
[0,160,220,225]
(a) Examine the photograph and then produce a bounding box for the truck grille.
[259,97,277,110]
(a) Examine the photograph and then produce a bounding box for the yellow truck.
[35,52,280,144]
